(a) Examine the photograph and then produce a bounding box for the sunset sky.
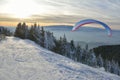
[0,0,120,29]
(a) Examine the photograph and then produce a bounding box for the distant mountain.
[44,25,72,31]
[1,26,16,32]
[44,25,119,32]
[1,25,120,33]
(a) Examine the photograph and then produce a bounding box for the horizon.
[0,0,120,29]
[1,23,120,31]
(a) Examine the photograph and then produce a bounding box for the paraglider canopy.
[72,19,112,37]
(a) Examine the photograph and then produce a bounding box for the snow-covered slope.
[0,37,120,80]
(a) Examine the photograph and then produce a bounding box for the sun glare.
[4,0,49,19]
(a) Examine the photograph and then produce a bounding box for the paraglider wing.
[72,19,112,37]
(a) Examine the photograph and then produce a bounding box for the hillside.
[0,37,120,80]
[93,45,120,64]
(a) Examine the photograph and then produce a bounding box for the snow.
[0,37,120,80]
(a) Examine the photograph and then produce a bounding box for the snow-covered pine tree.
[52,36,62,54]
[111,60,120,75]
[86,50,97,67]
[14,22,29,39]
[75,44,82,62]
[80,44,90,63]
[70,40,76,60]
[113,62,120,75]
[85,44,89,51]
[59,35,69,56]
[44,31,56,50]
[29,24,44,46]
[97,54,104,67]
[104,59,111,72]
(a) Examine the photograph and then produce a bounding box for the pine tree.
[85,44,89,51]
[41,27,45,37]
[97,54,104,67]
[114,62,119,75]
[75,44,81,62]
[105,59,111,72]
[60,35,68,56]
[40,27,45,47]
[44,31,56,50]
[86,50,97,67]
[21,22,29,39]
[70,40,76,60]
[14,23,22,37]
[28,24,44,46]
[111,60,119,75]
[52,37,62,54]
[14,22,29,39]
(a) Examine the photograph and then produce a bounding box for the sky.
[0,0,120,29]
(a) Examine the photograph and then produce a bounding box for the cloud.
[0,0,120,29]
[29,14,82,23]
[34,0,120,19]
[0,13,20,22]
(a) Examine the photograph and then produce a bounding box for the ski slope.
[0,37,120,80]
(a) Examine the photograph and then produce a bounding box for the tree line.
[0,26,13,40]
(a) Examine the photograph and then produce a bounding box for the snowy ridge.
[0,37,120,80]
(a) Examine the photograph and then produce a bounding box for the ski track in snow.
[0,37,120,80]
